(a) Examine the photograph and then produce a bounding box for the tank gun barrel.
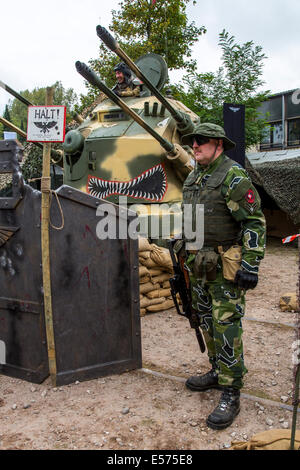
[75,61,175,153]
[96,25,194,135]
[0,80,34,107]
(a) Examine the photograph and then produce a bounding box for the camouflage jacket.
[112,78,140,97]
[183,153,266,274]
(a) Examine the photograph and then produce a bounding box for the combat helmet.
[181,122,236,151]
[114,62,132,80]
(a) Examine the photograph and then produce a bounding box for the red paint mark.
[83,224,101,249]
[79,266,91,289]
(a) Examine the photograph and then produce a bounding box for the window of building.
[260,121,283,149]
[258,90,300,150]
[287,118,300,146]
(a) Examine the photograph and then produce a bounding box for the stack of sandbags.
[138,237,180,316]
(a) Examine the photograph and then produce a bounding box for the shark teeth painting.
[87,164,168,201]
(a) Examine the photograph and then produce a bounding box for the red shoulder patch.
[245,189,255,204]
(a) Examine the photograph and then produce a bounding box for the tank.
[62,26,200,243]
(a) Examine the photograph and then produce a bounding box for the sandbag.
[229,429,300,450]
[147,288,171,299]
[140,308,147,317]
[138,237,152,252]
[140,296,166,308]
[279,292,299,312]
[151,245,173,272]
[139,265,150,278]
[151,273,171,284]
[140,282,160,295]
[148,268,164,276]
[146,299,175,312]
[139,250,151,260]
[141,257,158,269]
[139,274,151,284]
[162,280,170,289]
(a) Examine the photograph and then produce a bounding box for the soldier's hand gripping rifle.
[168,239,205,353]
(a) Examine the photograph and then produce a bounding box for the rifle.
[168,239,206,353]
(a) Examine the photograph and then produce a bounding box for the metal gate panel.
[49,186,141,386]
[0,140,49,383]
[0,141,142,385]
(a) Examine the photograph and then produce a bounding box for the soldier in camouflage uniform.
[112,62,140,97]
[180,123,266,430]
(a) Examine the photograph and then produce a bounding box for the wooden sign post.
[26,89,66,386]
[41,87,57,386]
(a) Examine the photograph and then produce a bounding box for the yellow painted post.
[41,87,57,386]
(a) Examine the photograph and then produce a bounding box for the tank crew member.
[112,62,140,97]
[178,123,266,429]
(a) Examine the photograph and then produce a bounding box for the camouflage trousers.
[185,253,248,389]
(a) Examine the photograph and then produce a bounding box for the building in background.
[246,89,300,238]
[259,89,300,150]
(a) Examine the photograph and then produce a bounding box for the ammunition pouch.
[173,239,186,258]
[218,245,242,282]
[193,248,219,282]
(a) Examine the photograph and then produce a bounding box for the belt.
[187,247,218,255]
[187,243,240,255]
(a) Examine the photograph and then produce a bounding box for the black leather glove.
[234,269,258,290]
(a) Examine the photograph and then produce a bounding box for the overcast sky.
[1,0,299,115]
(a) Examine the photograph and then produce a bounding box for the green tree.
[2,105,12,132]
[174,30,270,149]
[80,0,206,110]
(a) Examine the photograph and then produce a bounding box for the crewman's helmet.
[114,62,132,80]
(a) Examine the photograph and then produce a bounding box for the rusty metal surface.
[50,186,142,386]
[0,140,142,385]
[0,140,48,383]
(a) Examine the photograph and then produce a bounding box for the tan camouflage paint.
[64,95,198,201]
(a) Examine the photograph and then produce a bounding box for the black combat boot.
[206,387,240,430]
[185,368,222,392]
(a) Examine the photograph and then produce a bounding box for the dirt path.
[0,238,298,450]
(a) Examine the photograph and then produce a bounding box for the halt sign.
[27,105,66,143]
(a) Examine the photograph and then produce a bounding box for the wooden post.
[41,86,57,386]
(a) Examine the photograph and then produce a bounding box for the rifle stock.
[168,240,205,353]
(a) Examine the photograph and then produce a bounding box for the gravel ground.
[0,237,299,450]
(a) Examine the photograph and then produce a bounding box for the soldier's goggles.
[192,136,210,146]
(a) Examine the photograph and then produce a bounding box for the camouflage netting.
[245,156,300,226]
[0,173,12,196]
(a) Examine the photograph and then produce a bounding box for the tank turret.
[62,26,200,241]
[96,25,195,136]
[74,61,193,183]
